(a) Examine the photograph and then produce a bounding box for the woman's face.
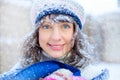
[38,16,74,58]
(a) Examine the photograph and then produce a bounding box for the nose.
[50,28,62,41]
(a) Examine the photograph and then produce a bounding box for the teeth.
[52,45,62,48]
[52,45,61,47]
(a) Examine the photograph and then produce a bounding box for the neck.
[40,51,71,62]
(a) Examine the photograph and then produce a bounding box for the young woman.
[0,0,109,80]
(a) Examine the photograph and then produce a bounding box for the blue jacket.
[0,60,109,80]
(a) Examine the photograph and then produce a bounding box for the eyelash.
[42,25,50,29]
[41,24,71,29]
[62,24,70,29]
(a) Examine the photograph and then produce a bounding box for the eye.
[62,24,71,29]
[42,25,50,29]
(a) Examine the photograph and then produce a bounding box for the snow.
[0,0,120,80]
[1,0,32,7]
[75,0,119,15]
[2,0,119,15]
[97,62,120,80]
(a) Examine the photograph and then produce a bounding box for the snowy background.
[0,0,120,80]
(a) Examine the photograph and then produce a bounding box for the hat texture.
[30,0,85,29]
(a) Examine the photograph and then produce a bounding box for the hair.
[21,14,94,69]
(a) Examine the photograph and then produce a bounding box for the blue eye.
[63,24,70,29]
[42,25,50,29]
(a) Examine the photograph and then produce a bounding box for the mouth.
[47,43,64,51]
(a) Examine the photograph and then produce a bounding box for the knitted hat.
[30,0,86,29]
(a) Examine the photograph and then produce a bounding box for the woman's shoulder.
[81,63,109,80]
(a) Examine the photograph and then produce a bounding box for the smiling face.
[38,15,74,58]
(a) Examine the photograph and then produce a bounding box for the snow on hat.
[30,0,86,29]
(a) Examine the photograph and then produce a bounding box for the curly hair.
[21,14,94,69]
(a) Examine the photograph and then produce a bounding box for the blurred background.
[0,0,120,80]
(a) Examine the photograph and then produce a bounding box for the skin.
[38,16,74,58]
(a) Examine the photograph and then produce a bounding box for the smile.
[47,43,64,51]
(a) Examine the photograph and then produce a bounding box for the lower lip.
[48,44,64,51]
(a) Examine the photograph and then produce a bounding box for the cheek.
[39,32,49,45]
[66,36,72,43]
[65,31,74,42]
[64,32,74,47]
